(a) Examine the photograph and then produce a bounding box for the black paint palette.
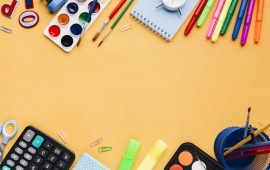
[44,0,110,52]
[165,143,224,170]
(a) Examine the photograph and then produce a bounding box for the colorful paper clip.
[0,26,12,34]
[58,130,69,144]
[90,138,103,147]
[120,24,133,32]
[98,146,112,152]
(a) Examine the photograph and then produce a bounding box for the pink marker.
[206,0,226,39]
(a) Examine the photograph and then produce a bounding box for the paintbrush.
[243,107,252,139]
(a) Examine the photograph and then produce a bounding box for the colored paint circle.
[61,35,73,47]
[70,24,83,35]
[88,1,101,13]
[178,151,193,166]
[67,2,79,14]
[57,14,70,25]
[79,12,88,24]
[48,25,61,37]
[170,164,183,170]
[191,161,206,170]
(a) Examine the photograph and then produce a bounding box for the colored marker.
[220,0,239,35]
[212,0,233,42]
[240,0,255,46]
[232,0,248,40]
[197,0,215,27]
[184,0,208,35]
[206,0,226,39]
[254,0,264,43]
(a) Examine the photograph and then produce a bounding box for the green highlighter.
[197,0,215,27]
[118,139,141,170]
[220,0,239,35]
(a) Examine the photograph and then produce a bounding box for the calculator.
[0,126,75,170]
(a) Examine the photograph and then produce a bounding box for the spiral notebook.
[130,0,199,41]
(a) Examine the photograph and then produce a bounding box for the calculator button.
[11,153,19,161]
[20,159,28,167]
[56,160,66,169]
[32,135,45,148]
[43,162,53,169]
[53,147,62,156]
[24,153,33,160]
[48,154,57,163]
[15,166,24,170]
[44,141,53,150]
[33,156,44,165]
[62,152,71,162]
[39,148,49,157]
[29,164,38,170]
[2,166,11,170]
[15,147,23,155]
[19,141,27,148]
[6,160,15,167]
[28,147,37,154]
[23,130,35,142]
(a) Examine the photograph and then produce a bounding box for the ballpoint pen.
[220,0,239,35]
[240,0,255,46]
[254,0,264,43]
[184,0,208,35]
[232,0,248,40]
[206,0,226,39]
[77,0,98,47]
[197,0,215,27]
[211,0,233,42]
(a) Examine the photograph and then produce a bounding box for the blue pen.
[232,0,249,40]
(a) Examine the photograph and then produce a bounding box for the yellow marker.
[211,0,233,42]
[137,140,167,170]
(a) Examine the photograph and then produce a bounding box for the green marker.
[197,0,215,27]
[118,139,141,170]
[220,0,239,35]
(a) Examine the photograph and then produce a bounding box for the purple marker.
[240,0,256,46]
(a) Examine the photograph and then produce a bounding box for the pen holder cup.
[214,126,270,170]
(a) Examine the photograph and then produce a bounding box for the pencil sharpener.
[46,0,67,12]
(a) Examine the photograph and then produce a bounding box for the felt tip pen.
[240,0,255,46]
[254,0,264,43]
[197,0,215,27]
[184,0,208,35]
[220,0,239,35]
[232,0,248,40]
[206,0,226,39]
[212,0,233,42]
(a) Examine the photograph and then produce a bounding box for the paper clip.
[120,24,133,32]
[98,146,112,152]
[90,138,103,147]
[58,130,69,144]
[0,26,12,34]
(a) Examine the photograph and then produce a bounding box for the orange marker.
[254,0,264,43]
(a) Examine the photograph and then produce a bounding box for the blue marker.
[232,0,249,40]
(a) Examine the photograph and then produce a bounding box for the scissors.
[0,120,18,164]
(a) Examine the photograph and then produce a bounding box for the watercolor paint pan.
[165,142,224,170]
[44,0,110,52]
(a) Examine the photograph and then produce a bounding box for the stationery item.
[77,0,99,46]
[240,0,255,46]
[226,149,270,160]
[118,139,141,170]
[25,0,34,9]
[0,120,18,164]
[206,0,226,39]
[137,140,167,170]
[44,0,110,52]
[254,0,264,43]
[0,126,75,169]
[232,0,248,40]
[197,0,215,27]
[184,0,208,36]
[120,24,133,32]
[93,0,127,41]
[220,0,239,35]
[90,138,103,147]
[58,130,69,144]
[19,11,39,28]
[98,0,134,47]
[1,0,19,18]
[47,0,67,12]
[130,0,199,41]
[225,141,270,151]
[211,0,233,42]
[0,26,12,34]
[74,153,109,170]
[165,143,223,170]
[243,107,251,139]
[156,0,187,16]
[98,146,112,152]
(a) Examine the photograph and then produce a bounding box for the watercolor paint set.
[44,0,110,52]
[165,142,224,170]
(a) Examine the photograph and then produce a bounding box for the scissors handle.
[1,120,18,144]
